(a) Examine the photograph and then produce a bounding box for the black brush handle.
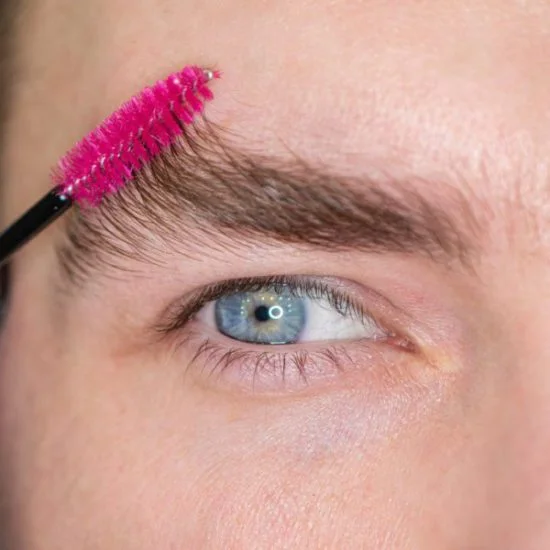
[0,190,72,267]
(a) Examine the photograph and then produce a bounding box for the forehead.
[11,0,550,250]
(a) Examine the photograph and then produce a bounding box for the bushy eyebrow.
[57,121,478,284]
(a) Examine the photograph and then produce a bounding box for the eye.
[197,284,384,345]
[158,275,414,393]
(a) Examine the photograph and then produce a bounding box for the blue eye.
[193,281,384,346]
[165,277,402,392]
[215,288,306,344]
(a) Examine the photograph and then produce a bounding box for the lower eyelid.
[173,323,417,394]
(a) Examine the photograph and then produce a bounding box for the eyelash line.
[157,274,384,335]
[183,334,355,390]
[153,275,420,392]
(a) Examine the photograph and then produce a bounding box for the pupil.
[254,305,272,322]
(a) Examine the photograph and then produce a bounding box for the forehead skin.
[3,0,550,549]
[5,0,550,237]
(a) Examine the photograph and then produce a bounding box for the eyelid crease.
[56,120,479,285]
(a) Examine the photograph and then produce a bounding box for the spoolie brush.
[0,65,219,267]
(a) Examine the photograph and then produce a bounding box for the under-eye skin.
[157,275,418,392]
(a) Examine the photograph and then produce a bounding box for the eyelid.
[149,274,431,394]
[170,326,419,394]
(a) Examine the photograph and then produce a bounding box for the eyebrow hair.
[57,120,479,284]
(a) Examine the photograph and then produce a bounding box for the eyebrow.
[57,121,479,283]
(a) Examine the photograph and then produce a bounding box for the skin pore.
[2,0,550,548]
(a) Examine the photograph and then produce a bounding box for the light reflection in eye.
[196,283,384,345]
[159,275,417,392]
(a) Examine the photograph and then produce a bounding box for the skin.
[2,0,550,548]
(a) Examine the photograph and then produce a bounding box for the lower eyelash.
[183,335,361,392]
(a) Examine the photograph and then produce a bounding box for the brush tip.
[54,65,219,206]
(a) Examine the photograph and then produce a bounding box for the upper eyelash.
[154,277,418,391]
[157,275,378,334]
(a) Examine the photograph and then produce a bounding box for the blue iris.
[215,287,306,344]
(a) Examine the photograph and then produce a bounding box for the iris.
[215,287,306,344]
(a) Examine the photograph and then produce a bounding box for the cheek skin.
[177,390,468,549]
[1,313,487,550]
[0,273,525,550]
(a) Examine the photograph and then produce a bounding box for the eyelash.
[158,275,413,391]
[160,275,375,332]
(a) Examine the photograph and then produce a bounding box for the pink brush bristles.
[53,65,220,206]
